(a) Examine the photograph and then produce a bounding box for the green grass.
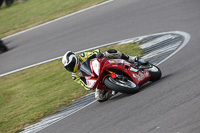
[0,43,143,133]
[0,0,106,38]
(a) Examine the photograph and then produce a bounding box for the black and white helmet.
[62,51,79,72]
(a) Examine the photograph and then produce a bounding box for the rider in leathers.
[62,49,138,102]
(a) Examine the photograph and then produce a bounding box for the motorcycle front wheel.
[104,77,139,94]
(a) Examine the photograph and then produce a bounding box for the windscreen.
[79,59,92,76]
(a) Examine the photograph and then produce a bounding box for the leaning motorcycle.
[80,56,161,101]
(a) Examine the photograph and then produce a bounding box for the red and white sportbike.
[80,56,161,95]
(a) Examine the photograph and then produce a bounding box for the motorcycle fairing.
[102,59,150,86]
[86,58,151,90]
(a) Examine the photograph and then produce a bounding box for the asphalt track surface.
[2,0,200,132]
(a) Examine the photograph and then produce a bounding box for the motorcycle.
[80,56,161,100]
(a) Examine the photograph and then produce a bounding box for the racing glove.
[72,73,90,90]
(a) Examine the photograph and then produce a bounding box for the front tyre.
[147,65,162,81]
[104,77,139,94]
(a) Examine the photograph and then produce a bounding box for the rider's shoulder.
[92,49,100,54]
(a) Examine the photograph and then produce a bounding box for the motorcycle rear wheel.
[104,77,139,94]
[147,65,162,81]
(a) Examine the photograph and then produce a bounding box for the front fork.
[102,69,128,84]
[102,69,117,84]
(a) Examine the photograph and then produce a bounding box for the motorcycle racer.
[62,49,138,102]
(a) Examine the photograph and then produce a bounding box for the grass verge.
[0,42,143,133]
[0,0,106,38]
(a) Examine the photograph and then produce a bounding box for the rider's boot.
[95,89,117,102]
[128,55,139,63]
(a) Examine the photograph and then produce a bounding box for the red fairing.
[85,76,98,89]
[86,57,151,90]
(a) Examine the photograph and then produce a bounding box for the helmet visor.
[64,57,76,72]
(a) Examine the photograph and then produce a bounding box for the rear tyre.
[147,65,162,81]
[104,77,139,94]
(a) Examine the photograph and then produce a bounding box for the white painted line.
[0,31,190,77]
[0,56,61,77]
[142,42,179,59]
[156,31,190,65]
[21,100,96,133]
[0,39,127,77]
[2,0,114,40]
[139,34,178,49]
